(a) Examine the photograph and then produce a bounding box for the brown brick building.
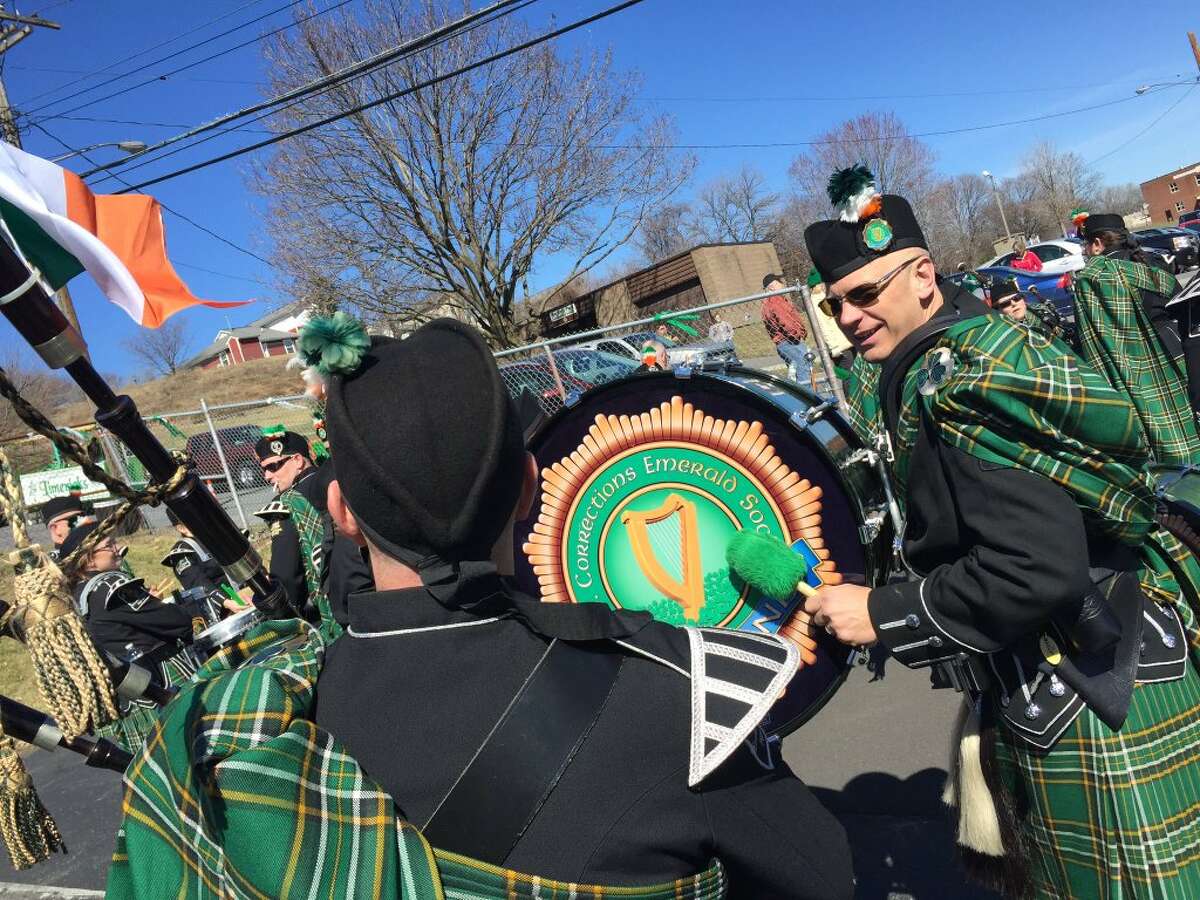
[530,242,802,358]
[1140,161,1200,224]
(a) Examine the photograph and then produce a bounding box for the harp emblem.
[621,493,705,622]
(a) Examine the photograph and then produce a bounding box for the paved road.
[0,662,998,899]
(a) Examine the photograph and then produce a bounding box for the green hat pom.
[805,268,822,289]
[298,312,371,377]
[826,164,880,223]
[725,530,808,601]
[261,424,287,438]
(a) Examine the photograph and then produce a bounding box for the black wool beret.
[42,495,83,523]
[805,194,928,284]
[1082,213,1127,240]
[58,521,99,560]
[326,319,526,566]
[254,430,311,462]
[989,277,1022,305]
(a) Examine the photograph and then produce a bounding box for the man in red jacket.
[760,273,812,383]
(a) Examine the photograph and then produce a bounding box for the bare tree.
[121,320,193,377]
[689,165,781,244]
[1088,182,1145,216]
[925,174,997,267]
[788,112,940,221]
[0,351,78,439]
[1019,141,1101,238]
[253,1,694,348]
[636,202,692,263]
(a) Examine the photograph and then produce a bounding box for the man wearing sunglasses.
[255,428,321,619]
[802,167,1200,898]
[41,494,85,561]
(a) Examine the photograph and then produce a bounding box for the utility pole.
[1190,32,1200,74]
[0,5,85,346]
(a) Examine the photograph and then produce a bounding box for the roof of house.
[245,299,309,329]
[184,327,297,367]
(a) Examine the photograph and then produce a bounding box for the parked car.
[185,425,267,493]
[497,359,593,415]
[1179,209,1200,229]
[572,335,655,361]
[584,329,738,368]
[982,239,1086,275]
[552,348,638,386]
[1132,227,1199,272]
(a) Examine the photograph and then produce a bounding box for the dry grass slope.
[58,357,303,425]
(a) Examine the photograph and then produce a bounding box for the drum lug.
[790,399,838,431]
[859,508,886,544]
[840,448,878,470]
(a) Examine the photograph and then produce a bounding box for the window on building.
[1169,181,1180,193]
[1177,201,1186,213]
[282,338,296,353]
[218,352,229,367]
[1166,209,1175,221]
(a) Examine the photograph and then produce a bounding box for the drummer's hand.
[803,584,877,647]
[149,578,174,599]
[222,596,247,613]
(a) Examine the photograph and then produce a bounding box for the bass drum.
[1152,464,1200,556]
[513,367,894,737]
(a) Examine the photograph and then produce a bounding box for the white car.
[982,239,1086,275]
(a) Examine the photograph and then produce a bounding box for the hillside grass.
[57,356,304,426]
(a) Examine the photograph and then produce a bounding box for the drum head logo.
[524,396,841,634]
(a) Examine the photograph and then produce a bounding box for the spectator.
[1009,238,1043,272]
[760,273,813,383]
[634,340,669,373]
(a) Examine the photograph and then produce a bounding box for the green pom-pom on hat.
[260,424,287,438]
[725,530,808,601]
[805,268,822,289]
[298,311,371,377]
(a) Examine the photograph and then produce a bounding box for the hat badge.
[863,217,894,252]
[270,439,284,455]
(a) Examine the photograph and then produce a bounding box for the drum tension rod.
[790,399,838,431]
[840,448,878,470]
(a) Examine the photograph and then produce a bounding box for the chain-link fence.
[494,284,846,415]
[0,394,319,549]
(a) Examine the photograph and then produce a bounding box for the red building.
[1140,161,1200,224]
[188,326,297,370]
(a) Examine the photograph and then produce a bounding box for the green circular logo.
[862,217,894,252]
[564,445,789,629]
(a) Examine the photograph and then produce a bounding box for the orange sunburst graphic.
[522,395,843,660]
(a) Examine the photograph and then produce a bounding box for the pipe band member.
[41,494,84,561]
[109,315,856,898]
[1074,212,1200,459]
[803,165,1200,899]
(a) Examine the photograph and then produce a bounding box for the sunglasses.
[260,456,295,474]
[820,256,921,318]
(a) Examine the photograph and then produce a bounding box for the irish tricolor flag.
[0,143,248,327]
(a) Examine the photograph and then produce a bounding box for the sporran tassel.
[0,733,65,870]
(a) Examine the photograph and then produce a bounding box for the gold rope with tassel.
[0,732,64,870]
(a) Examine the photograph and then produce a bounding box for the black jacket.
[314,572,853,898]
[868,285,1186,748]
[162,537,226,596]
[75,572,194,659]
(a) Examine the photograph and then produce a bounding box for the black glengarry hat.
[1082,213,1127,241]
[42,495,84,524]
[989,277,1022,305]
[804,165,928,284]
[254,427,311,462]
[322,317,525,568]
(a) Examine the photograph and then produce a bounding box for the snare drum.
[193,607,264,661]
[514,367,894,736]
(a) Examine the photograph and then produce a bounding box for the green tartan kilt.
[996,659,1200,899]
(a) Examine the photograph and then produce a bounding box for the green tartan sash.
[105,621,725,900]
[1072,254,1200,466]
[278,485,342,639]
[842,353,883,448]
[897,314,1199,606]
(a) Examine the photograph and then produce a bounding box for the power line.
[1088,82,1198,166]
[30,121,273,269]
[17,0,287,110]
[114,0,650,194]
[82,0,536,181]
[10,63,262,86]
[21,0,351,125]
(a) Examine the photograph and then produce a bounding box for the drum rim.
[195,606,263,648]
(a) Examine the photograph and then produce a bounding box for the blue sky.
[7,0,1200,377]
